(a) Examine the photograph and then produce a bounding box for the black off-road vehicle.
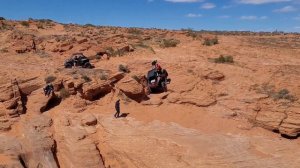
[147,68,170,93]
[64,53,92,69]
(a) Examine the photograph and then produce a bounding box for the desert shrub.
[81,75,92,82]
[273,89,297,101]
[203,37,219,46]
[0,17,5,20]
[128,28,143,35]
[213,55,234,63]
[254,84,297,102]
[44,75,56,83]
[184,28,198,39]
[105,47,115,56]
[99,73,108,80]
[20,21,29,27]
[118,64,130,73]
[59,88,70,100]
[160,39,180,48]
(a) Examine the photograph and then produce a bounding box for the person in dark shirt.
[43,83,54,97]
[114,99,121,118]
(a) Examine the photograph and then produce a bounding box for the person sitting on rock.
[43,83,54,97]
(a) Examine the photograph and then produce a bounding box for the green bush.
[203,37,218,46]
[81,75,92,82]
[118,64,130,73]
[20,21,29,27]
[44,75,56,83]
[59,88,70,100]
[160,39,180,48]
[213,55,234,63]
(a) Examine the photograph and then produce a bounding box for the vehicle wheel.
[64,63,72,68]
[84,62,92,69]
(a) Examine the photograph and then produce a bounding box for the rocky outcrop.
[252,101,300,137]
[203,71,225,81]
[81,81,113,101]
[0,84,15,102]
[117,77,146,102]
[19,115,58,168]
[54,115,105,168]
[26,90,60,114]
[167,93,216,107]
[0,135,23,167]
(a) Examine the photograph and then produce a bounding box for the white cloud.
[165,0,203,2]
[201,3,216,9]
[186,13,203,17]
[240,15,258,20]
[273,6,297,12]
[218,15,231,18]
[293,15,300,20]
[240,15,268,20]
[237,0,291,5]
[260,16,268,19]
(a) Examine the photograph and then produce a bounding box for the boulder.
[279,107,300,137]
[81,81,112,101]
[255,106,287,131]
[117,77,146,102]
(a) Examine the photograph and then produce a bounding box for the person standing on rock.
[114,99,121,118]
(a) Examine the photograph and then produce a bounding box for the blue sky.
[0,0,300,32]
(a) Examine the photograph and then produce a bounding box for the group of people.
[150,60,169,87]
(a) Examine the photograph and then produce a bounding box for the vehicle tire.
[83,62,92,69]
[64,63,73,68]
